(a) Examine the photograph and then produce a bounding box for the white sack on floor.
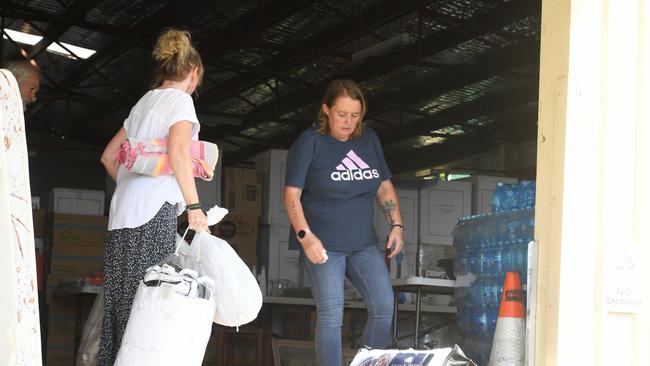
[176,206,262,328]
[114,264,216,366]
[76,288,104,366]
[349,345,476,366]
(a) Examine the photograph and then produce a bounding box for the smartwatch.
[297,229,311,239]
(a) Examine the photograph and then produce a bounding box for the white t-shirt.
[108,88,200,230]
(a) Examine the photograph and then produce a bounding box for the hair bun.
[152,29,191,62]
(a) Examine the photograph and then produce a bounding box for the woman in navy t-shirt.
[284,79,405,366]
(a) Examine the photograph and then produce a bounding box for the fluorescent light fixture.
[3,28,96,59]
[46,42,96,59]
[351,33,410,63]
[415,168,432,177]
[3,28,42,45]
[447,173,471,181]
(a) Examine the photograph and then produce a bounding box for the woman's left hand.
[386,227,405,258]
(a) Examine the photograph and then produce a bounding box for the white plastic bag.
[349,345,476,366]
[76,288,104,366]
[176,206,262,327]
[114,264,216,366]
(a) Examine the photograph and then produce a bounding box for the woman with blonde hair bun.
[98,28,208,365]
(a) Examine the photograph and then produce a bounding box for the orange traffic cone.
[488,272,525,366]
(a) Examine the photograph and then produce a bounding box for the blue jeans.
[305,245,394,366]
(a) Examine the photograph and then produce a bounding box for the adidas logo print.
[330,150,379,181]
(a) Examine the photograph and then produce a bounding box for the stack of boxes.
[220,167,262,269]
[45,188,107,366]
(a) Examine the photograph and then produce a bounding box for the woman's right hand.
[187,209,209,233]
[300,234,328,264]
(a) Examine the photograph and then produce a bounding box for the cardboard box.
[46,340,75,366]
[222,168,262,216]
[32,208,47,238]
[47,304,77,336]
[254,149,290,226]
[374,187,418,251]
[419,181,471,245]
[213,214,258,258]
[465,175,518,214]
[50,254,104,277]
[50,213,108,247]
[49,188,105,216]
[46,350,75,366]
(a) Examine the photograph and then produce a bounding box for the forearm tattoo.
[381,199,396,225]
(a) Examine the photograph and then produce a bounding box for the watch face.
[297,230,306,239]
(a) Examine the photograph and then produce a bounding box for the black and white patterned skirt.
[99,202,177,366]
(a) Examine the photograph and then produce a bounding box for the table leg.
[414,287,422,348]
[392,290,399,347]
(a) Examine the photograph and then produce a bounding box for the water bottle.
[507,214,519,242]
[467,249,482,275]
[486,214,498,247]
[492,182,505,213]
[472,305,490,337]
[515,242,528,276]
[487,304,499,334]
[503,183,518,211]
[470,276,485,305]
[502,242,516,272]
[454,251,468,276]
[518,180,536,208]
[457,306,472,335]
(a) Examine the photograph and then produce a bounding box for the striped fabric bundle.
[115,138,219,181]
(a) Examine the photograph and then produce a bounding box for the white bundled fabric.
[176,206,263,327]
[114,264,216,366]
[349,345,476,366]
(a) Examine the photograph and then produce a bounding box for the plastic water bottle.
[482,247,502,275]
[502,242,516,272]
[454,251,468,276]
[492,183,505,213]
[515,243,528,276]
[518,180,536,208]
[503,183,518,211]
[487,304,499,334]
[457,306,472,335]
[472,305,490,337]
[467,249,482,275]
[507,215,519,242]
[470,277,485,305]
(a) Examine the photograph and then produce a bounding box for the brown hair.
[151,29,204,89]
[316,79,367,139]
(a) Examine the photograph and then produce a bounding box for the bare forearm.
[101,127,126,182]
[102,159,118,181]
[377,182,403,226]
[170,151,199,204]
[284,187,309,231]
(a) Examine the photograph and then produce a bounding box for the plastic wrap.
[349,345,476,366]
[76,288,104,366]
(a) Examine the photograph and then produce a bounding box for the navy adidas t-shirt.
[285,126,391,251]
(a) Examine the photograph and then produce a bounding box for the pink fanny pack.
[115,138,219,181]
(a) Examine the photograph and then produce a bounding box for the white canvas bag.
[114,263,216,366]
